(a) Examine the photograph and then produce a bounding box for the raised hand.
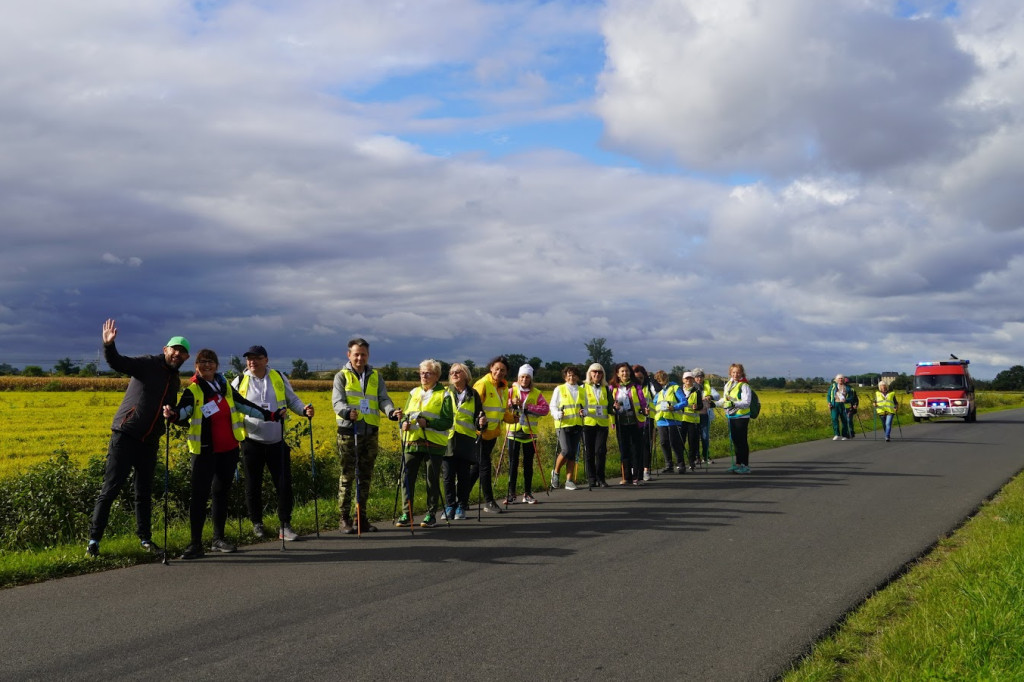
[102,318,117,345]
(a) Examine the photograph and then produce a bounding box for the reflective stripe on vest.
[449,389,477,439]
[238,369,288,418]
[186,382,245,454]
[337,368,381,427]
[476,377,506,431]
[582,383,610,427]
[875,391,896,415]
[405,386,448,447]
[552,383,584,429]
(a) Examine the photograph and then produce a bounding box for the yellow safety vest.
[337,368,382,428]
[551,383,584,429]
[582,383,611,427]
[508,384,543,442]
[448,388,478,439]
[653,384,684,422]
[185,382,246,454]
[612,384,647,425]
[680,386,700,424]
[726,381,751,418]
[404,386,448,447]
[875,391,896,415]
[238,369,288,418]
[474,376,509,439]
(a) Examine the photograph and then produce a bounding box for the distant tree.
[992,365,1024,391]
[463,359,477,377]
[229,355,245,375]
[22,365,45,377]
[542,360,570,383]
[380,360,401,381]
[504,353,527,374]
[584,338,613,372]
[79,362,99,377]
[0,363,18,375]
[290,358,311,380]
[54,357,79,376]
[890,373,912,392]
[670,365,687,382]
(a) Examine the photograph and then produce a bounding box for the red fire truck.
[909,359,976,422]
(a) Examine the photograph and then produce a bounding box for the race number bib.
[359,398,372,415]
[595,405,604,418]
[201,400,220,418]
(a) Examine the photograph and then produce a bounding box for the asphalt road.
[4,410,1023,681]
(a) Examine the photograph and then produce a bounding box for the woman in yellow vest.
[610,362,649,485]
[444,362,485,519]
[165,349,279,559]
[651,370,686,473]
[873,381,899,442]
[715,363,752,474]
[582,363,613,487]
[549,365,585,490]
[505,364,550,504]
[397,359,454,528]
[471,356,515,513]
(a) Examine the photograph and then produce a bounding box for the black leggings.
[189,448,239,544]
[507,439,536,497]
[582,426,608,484]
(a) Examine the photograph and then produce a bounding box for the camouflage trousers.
[337,430,378,521]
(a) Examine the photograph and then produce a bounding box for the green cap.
[165,336,191,353]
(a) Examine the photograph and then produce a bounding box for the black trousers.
[467,437,499,504]
[189,448,240,544]
[240,438,293,525]
[506,438,535,497]
[402,451,442,513]
[89,430,159,543]
[582,425,608,485]
[657,424,685,469]
[444,432,478,509]
[616,423,644,482]
[729,418,750,466]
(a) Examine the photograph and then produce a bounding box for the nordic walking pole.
[162,418,171,565]
[895,411,904,440]
[433,464,451,528]
[307,415,320,538]
[353,422,362,538]
[234,463,243,546]
[580,426,593,491]
[871,403,878,441]
[855,410,868,439]
[475,433,483,522]
[523,410,550,497]
[279,435,287,551]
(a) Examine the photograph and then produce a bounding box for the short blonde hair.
[448,362,472,382]
[878,381,888,389]
[419,358,441,376]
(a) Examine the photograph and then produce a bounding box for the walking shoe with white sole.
[180,544,205,560]
[564,480,577,491]
[505,495,517,505]
[523,493,537,504]
[454,506,467,520]
[210,538,236,553]
[643,471,651,482]
[86,541,99,558]
[279,525,298,541]
[441,506,454,521]
[483,501,504,513]
[140,539,164,556]
[550,470,559,489]
[253,523,266,539]
[395,513,412,527]
[420,513,436,528]
[660,465,674,474]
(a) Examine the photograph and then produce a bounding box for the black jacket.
[105,342,181,441]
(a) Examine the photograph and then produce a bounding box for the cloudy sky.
[2,0,1022,380]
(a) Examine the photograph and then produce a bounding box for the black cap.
[243,345,268,358]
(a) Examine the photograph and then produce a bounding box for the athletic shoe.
[550,470,559,489]
[599,480,610,488]
[523,494,537,504]
[180,544,205,560]
[421,513,436,528]
[833,435,840,441]
[633,479,645,486]
[505,495,517,505]
[659,465,674,474]
[689,464,697,472]
[564,480,577,491]
[441,506,454,520]
[703,458,711,466]
[86,541,99,558]
[483,501,504,513]
[252,523,266,539]
[395,513,412,527]
[727,463,740,472]
[841,437,848,441]
[279,525,298,541]
[454,506,467,520]
[675,465,686,474]
[643,471,652,482]
[340,518,356,534]
[210,538,236,553]
[140,539,163,556]
[885,437,891,442]
[358,519,378,532]
[736,465,751,474]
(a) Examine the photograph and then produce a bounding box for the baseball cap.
[243,345,268,358]
[165,336,191,353]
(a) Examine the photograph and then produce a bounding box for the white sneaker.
[564,480,577,490]
[550,470,559,489]
[643,470,652,482]
[841,437,848,441]
[833,436,840,441]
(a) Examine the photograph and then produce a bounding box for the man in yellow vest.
[332,337,400,533]
[232,345,314,542]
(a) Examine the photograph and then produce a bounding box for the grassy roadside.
[783,469,1024,680]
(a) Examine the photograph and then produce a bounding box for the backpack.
[748,386,761,419]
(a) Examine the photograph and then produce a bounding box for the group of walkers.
[85,320,756,559]
[827,374,900,442]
